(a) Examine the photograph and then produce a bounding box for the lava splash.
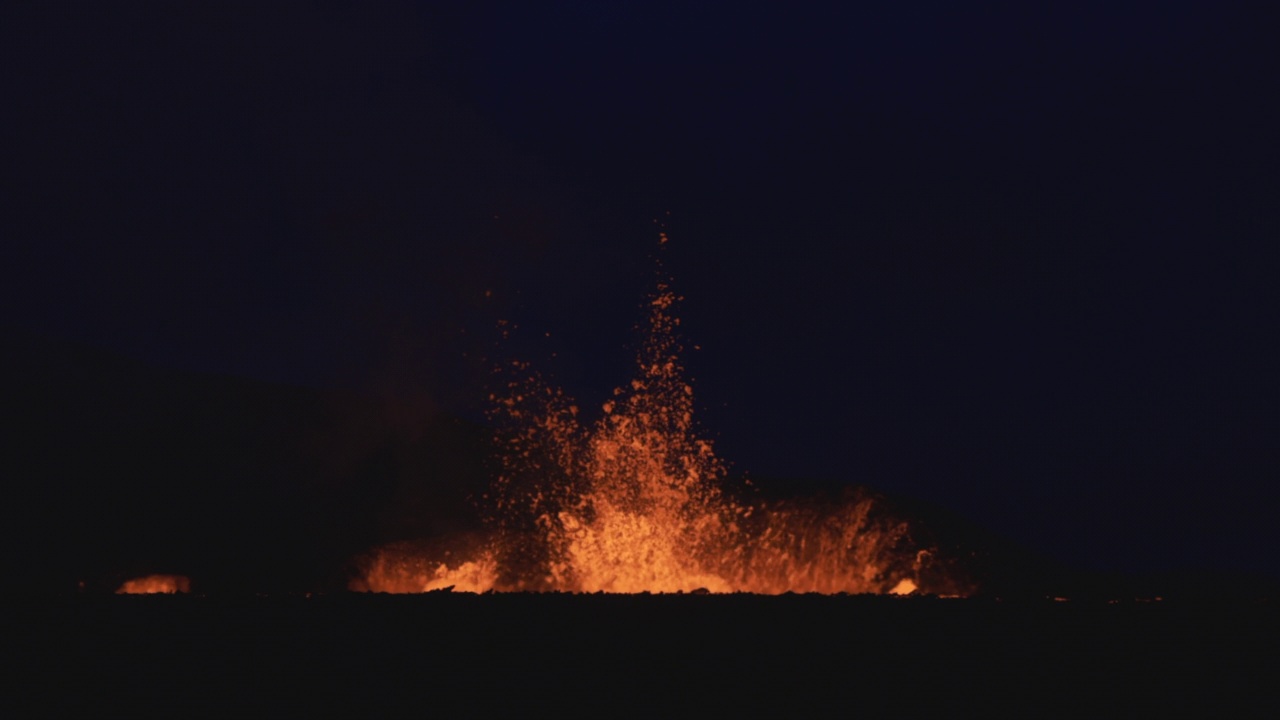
[357,239,963,595]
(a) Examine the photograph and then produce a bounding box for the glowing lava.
[353,543,498,594]
[116,574,190,594]
[357,237,962,595]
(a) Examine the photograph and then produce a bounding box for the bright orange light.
[356,255,964,596]
[352,545,498,594]
[116,574,190,594]
[890,578,918,595]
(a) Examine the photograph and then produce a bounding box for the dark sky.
[6,1,1278,580]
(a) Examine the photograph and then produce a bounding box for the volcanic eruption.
[355,235,966,595]
[116,574,190,595]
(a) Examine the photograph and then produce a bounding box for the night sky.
[6,2,1278,585]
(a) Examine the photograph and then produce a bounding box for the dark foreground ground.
[4,593,1277,717]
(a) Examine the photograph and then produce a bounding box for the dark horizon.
[5,2,1277,589]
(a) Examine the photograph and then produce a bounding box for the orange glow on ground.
[890,578,918,595]
[116,574,190,594]
[356,248,965,596]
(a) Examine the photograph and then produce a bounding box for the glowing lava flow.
[357,240,960,595]
[116,574,190,594]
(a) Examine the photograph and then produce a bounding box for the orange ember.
[357,239,962,595]
[116,574,190,594]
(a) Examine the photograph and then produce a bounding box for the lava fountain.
[356,236,964,595]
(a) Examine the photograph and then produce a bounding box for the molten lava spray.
[357,237,958,595]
